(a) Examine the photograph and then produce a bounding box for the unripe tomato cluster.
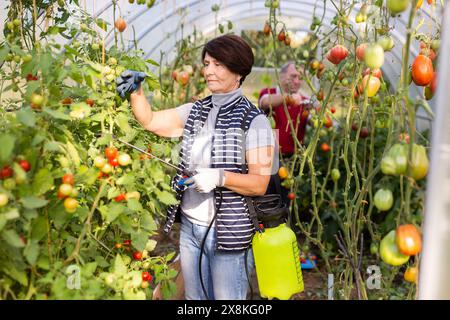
[57,173,79,213]
[94,146,132,177]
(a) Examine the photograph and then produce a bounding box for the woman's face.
[203,52,241,94]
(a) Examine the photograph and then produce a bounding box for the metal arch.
[135,8,422,98]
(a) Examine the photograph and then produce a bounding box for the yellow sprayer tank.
[252,223,304,300]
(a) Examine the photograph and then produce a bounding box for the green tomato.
[331,168,341,182]
[0,193,9,207]
[388,144,408,175]
[374,188,394,211]
[387,0,410,15]
[370,242,379,256]
[104,274,115,285]
[380,230,410,266]
[377,36,395,52]
[410,144,429,180]
[59,156,70,168]
[30,93,44,106]
[381,156,397,175]
[431,39,440,51]
[381,143,408,176]
[3,178,16,190]
[22,54,32,63]
[118,153,132,166]
[364,44,384,69]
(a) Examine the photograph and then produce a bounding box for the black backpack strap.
[240,107,263,233]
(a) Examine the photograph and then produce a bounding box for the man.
[258,62,311,205]
[258,61,311,158]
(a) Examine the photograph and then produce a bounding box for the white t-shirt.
[176,89,276,226]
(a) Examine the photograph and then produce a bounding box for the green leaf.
[0,45,9,64]
[2,229,25,248]
[0,215,6,231]
[2,208,20,220]
[131,271,142,288]
[66,141,81,167]
[145,58,159,66]
[2,266,28,286]
[24,241,40,265]
[16,108,36,127]
[32,168,54,195]
[21,196,49,209]
[145,239,157,252]
[117,215,134,233]
[131,231,148,251]
[31,216,48,241]
[141,214,157,232]
[106,203,125,223]
[44,141,62,152]
[32,134,46,146]
[116,174,135,186]
[95,18,108,31]
[114,254,127,276]
[127,199,142,212]
[115,114,132,134]
[155,190,178,205]
[43,107,71,120]
[0,134,15,163]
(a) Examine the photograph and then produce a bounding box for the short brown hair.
[202,34,254,86]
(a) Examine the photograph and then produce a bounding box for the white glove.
[184,168,225,193]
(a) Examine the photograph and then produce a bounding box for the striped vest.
[163,94,263,251]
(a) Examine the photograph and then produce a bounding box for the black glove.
[116,70,147,98]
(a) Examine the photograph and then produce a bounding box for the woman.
[118,35,275,300]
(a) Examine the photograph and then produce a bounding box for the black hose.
[244,242,254,300]
[198,189,222,300]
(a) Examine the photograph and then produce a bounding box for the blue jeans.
[179,214,255,300]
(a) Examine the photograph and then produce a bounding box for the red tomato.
[411,55,433,86]
[404,267,418,283]
[287,192,295,200]
[327,45,349,65]
[363,68,382,79]
[142,272,152,282]
[109,157,119,167]
[105,147,118,160]
[321,143,331,152]
[114,193,126,202]
[114,17,126,32]
[86,99,94,107]
[171,70,178,81]
[396,224,422,256]
[18,160,31,172]
[330,106,336,114]
[0,166,13,179]
[176,71,190,86]
[62,173,75,185]
[123,239,132,246]
[430,72,437,94]
[356,43,368,61]
[133,251,143,260]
